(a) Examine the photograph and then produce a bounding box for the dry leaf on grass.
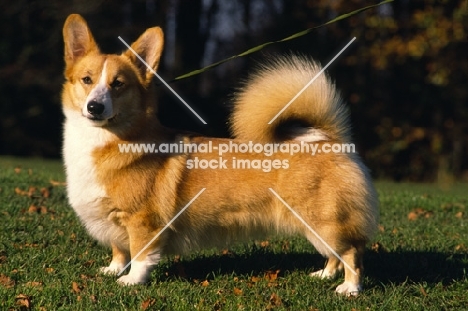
[16,294,31,309]
[40,187,50,198]
[260,240,269,248]
[141,298,156,310]
[72,281,82,293]
[408,208,433,220]
[25,281,43,287]
[269,293,282,306]
[0,274,15,288]
[250,276,261,283]
[233,287,243,296]
[264,270,280,282]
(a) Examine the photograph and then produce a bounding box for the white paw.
[99,262,127,275]
[335,281,362,296]
[310,269,336,279]
[100,266,121,275]
[117,274,148,285]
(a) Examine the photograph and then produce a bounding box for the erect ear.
[63,14,99,75]
[123,27,164,84]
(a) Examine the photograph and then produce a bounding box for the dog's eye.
[82,76,93,85]
[110,79,124,89]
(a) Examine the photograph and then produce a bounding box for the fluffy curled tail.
[230,55,351,143]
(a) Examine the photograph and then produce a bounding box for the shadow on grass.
[156,248,325,282]
[365,251,468,285]
[155,248,468,287]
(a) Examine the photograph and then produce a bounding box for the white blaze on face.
[82,60,114,120]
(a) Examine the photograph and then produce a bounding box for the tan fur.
[62,14,378,295]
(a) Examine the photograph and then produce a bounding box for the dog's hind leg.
[310,255,343,279]
[308,235,365,296]
[334,241,365,296]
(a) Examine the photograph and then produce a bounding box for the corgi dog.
[62,14,378,296]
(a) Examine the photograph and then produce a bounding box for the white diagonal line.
[268,37,356,125]
[118,36,207,125]
[117,188,206,276]
[268,188,357,276]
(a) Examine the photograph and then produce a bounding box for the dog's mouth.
[84,113,118,126]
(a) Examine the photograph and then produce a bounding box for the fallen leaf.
[15,294,31,309]
[15,187,28,196]
[221,249,233,256]
[25,281,43,287]
[0,274,15,288]
[269,293,282,306]
[250,276,261,283]
[14,167,21,174]
[424,211,434,218]
[141,298,156,310]
[260,240,269,248]
[28,205,39,214]
[201,280,209,287]
[40,188,50,198]
[407,211,418,221]
[28,186,37,197]
[233,287,243,296]
[264,270,280,282]
[408,208,433,220]
[455,212,463,218]
[72,281,82,293]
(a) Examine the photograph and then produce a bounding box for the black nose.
[87,101,105,115]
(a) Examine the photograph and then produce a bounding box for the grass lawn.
[0,156,467,310]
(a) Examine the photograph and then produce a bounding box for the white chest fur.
[63,112,127,248]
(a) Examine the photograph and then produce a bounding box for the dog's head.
[61,14,163,128]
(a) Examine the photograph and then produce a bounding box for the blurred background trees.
[0,0,467,181]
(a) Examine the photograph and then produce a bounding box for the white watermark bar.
[117,141,356,156]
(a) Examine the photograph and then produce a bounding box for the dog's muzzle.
[87,101,105,119]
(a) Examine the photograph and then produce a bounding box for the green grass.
[0,156,467,310]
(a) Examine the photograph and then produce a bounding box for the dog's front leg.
[100,242,130,275]
[116,215,164,285]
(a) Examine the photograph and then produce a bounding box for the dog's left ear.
[124,27,164,84]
